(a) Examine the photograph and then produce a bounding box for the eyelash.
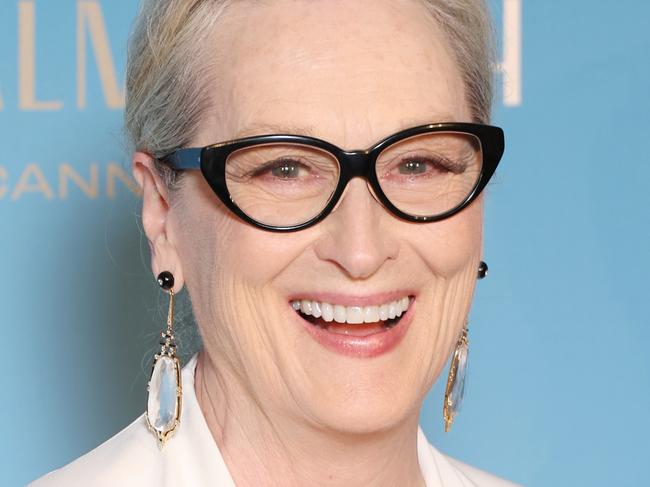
[385,155,465,179]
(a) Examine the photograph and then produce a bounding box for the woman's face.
[169,0,482,433]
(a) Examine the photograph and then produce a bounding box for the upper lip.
[287,291,417,307]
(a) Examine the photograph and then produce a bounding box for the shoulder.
[28,354,235,487]
[27,414,163,487]
[443,454,521,487]
[417,428,521,487]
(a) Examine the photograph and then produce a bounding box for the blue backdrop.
[3,1,649,486]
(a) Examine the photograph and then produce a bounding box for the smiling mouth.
[290,296,413,336]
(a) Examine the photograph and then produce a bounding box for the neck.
[194,351,427,487]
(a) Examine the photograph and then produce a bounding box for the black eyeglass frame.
[161,122,505,232]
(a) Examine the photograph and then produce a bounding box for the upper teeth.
[290,297,411,324]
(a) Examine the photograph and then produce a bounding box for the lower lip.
[293,301,414,358]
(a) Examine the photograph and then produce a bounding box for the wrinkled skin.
[133,1,483,485]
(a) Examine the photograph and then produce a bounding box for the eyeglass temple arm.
[161,148,202,170]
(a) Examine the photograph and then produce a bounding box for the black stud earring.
[477,261,488,279]
[157,270,175,291]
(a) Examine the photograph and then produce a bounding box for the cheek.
[403,201,483,384]
[172,188,308,374]
[410,199,483,276]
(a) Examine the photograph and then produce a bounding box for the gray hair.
[125,0,496,189]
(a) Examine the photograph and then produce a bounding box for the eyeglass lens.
[224,131,483,227]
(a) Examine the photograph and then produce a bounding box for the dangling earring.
[443,322,469,432]
[145,271,182,449]
[443,260,487,432]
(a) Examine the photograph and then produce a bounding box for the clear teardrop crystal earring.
[443,322,469,432]
[145,271,182,449]
[443,261,488,432]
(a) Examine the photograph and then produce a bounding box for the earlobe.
[150,235,185,294]
[132,152,185,293]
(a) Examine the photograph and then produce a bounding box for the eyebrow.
[398,114,458,127]
[233,114,459,140]
[234,122,321,138]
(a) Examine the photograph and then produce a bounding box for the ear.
[132,152,185,293]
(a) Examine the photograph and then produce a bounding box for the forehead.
[203,0,469,148]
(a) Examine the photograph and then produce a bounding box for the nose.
[314,178,399,280]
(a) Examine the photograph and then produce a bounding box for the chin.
[287,353,425,437]
[308,389,420,437]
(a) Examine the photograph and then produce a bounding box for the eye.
[254,159,308,179]
[271,160,301,178]
[398,159,429,175]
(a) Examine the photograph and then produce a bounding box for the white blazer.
[28,355,520,487]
